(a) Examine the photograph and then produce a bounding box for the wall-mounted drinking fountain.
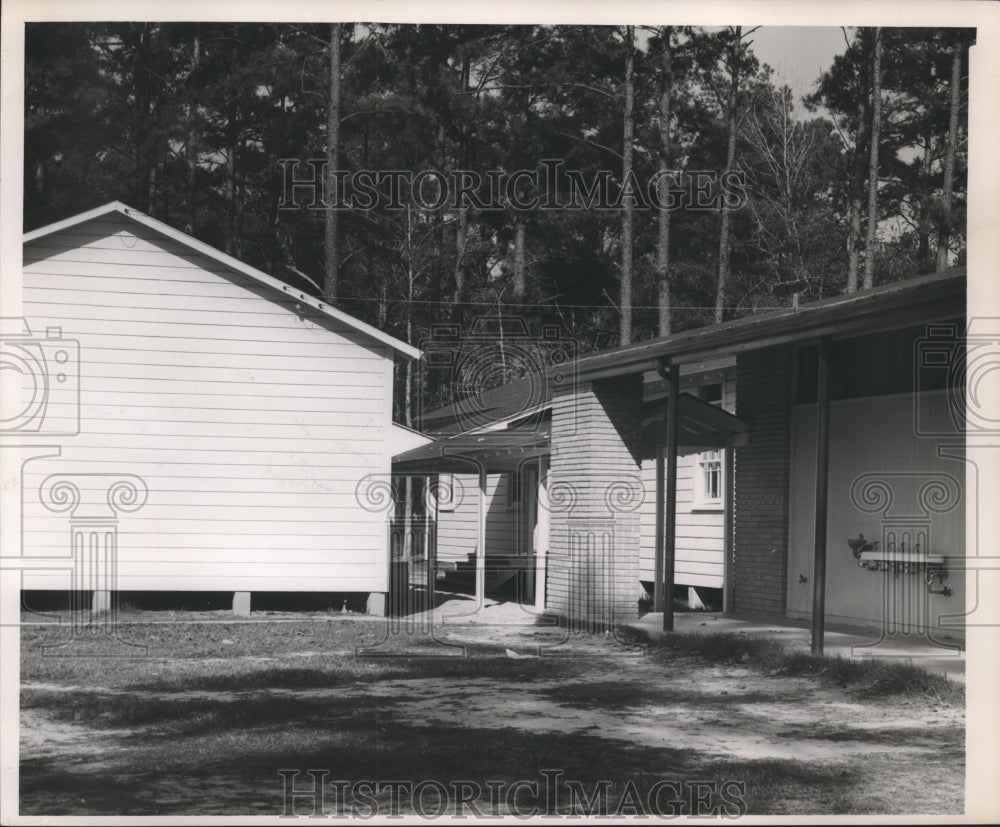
[846,533,951,597]
[847,533,879,558]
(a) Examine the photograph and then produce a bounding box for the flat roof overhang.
[567,269,966,384]
[393,392,751,474]
[392,429,551,475]
[641,393,751,456]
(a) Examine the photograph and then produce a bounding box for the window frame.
[693,381,726,511]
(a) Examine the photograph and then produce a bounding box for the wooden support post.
[476,464,487,605]
[653,447,665,613]
[811,336,832,655]
[662,360,680,632]
[535,457,549,614]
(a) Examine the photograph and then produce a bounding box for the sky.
[745,26,852,111]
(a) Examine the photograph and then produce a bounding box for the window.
[697,451,724,506]
[505,472,522,510]
[695,383,725,509]
[700,382,723,406]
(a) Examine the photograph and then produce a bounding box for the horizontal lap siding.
[638,457,724,587]
[435,473,521,563]
[21,218,391,592]
[547,377,644,623]
[637,369,734,589]
[435,473,481,564]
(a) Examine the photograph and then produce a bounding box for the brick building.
[394,269,967,650]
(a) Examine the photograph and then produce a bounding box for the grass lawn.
[18,611,964,817]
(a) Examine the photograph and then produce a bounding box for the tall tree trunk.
[454,210,468,304]
[863,27,882,290]
[134,24,152,213]
[402,206,417,562]
[917,130,932,268]
[513,217,527,301]
[224,133,236,255]
[937,38,963,272]
[655,25,673,336]
[845,184,862,292]
[436,119,462,315]
[714,27,740,324]
[236,151,247,259]
[845,66,867,291]
[450,55,472,314]
[324,23,342,302]
[185,32,200,235]
[620,25,635,346]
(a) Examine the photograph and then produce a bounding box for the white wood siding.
[21,218,394,592]
[431,365,735,593]
[638,367,735,589]
[435,473,522,564]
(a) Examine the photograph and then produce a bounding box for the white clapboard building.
[16,202,427,615]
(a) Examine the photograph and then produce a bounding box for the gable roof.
[23,201,421,360]
[420,375,547,436]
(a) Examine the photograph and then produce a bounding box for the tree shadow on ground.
[20,719,887,817]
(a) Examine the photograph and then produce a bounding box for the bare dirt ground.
[18,604,964,817]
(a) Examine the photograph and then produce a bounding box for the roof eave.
[570,272,965,384]
[24,202,422,360]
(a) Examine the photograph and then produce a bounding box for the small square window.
[700,382,723,406]
[696,449,724,508]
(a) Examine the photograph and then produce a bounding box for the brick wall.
[547,375,645,625]
[734,346,794,616]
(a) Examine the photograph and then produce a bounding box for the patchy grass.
[622,628,964,707]
[19,617,964,817]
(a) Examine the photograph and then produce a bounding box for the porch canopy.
[392,424,550,475]
[641,392,750,456]
[392,392,750,475]
[391,390,752,611]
